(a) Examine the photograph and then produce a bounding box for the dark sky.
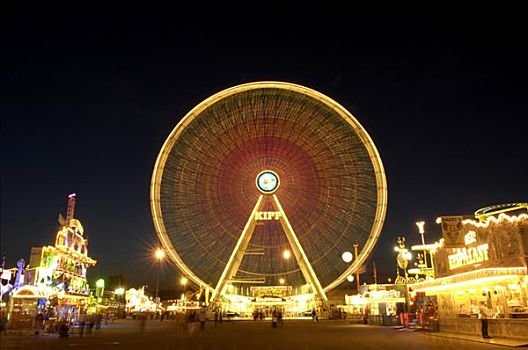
[2,11,527,291]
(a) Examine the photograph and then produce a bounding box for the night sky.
[2,11,527,291]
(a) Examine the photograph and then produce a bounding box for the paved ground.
[1,319,524,349]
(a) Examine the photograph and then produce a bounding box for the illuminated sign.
[464,230,477,245]
[255,211,282,220]
[448,244,489,270]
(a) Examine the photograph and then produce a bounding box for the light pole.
[154,248,165,300]
[115,287,125,318]
[353,244,360,294]
[180,277,188,302]
[395,237,412,327]
[342,251,354,292]
[415,221,427,269]
[342,248,360,294]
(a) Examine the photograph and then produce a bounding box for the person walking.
[214,309,219,325]
[271,309,278,328]
[34,312,44,335]
[94,313,102,336]
[479,303,491,339]
[198,305,207,330]
[58,318,69,338]
[311,308,318,323]
[139,313,147,333]
[78,313,86,337]
[86,314,95,336]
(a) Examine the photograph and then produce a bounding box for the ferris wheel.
[150,82,387,301]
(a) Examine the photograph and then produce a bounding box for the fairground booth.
[411,203,528,340]
[339,284,405,325]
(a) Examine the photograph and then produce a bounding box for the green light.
[96,279,105,288]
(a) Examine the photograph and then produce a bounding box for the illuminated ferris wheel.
[150,82,387,301]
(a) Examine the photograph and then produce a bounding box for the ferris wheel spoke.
[212,195,264,301]
[272,194,327,301]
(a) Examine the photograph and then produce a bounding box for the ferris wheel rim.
[150,81,388,292]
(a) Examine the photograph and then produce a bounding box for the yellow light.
[413,273,525,293]
[279,278,285,285]
[115,287,125,295]
[437,213,527,228]
[180,277,188,286]
[403,251,412,261]
[416,221,425,234]
[411,243,440,251]
[282,250,291,259]
[155,248,165,260]
[347,275,355,282]
[95,279,105,288]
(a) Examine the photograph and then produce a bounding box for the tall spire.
[65,193,77,223]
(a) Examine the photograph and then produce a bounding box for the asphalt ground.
[0,318,521,349]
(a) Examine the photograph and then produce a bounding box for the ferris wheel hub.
[256,170,280,194]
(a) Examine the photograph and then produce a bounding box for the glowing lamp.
[416,221,425,234]
[347,275,355,282]
[342,251,353,263]
[155,248,165,260]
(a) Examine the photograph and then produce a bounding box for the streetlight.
[415,221,427,269]
[95,278,105,299]
[353,244,360,294]
[395,237,412,327]
[154,248,165,300]
[180,277,188,301]
[342,246,360,294]
[341,251,353,263]
[115,287,125,318]
[155,248,165,260]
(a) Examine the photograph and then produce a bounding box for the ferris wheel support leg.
[211,195,264,303]
[272,195,328,301]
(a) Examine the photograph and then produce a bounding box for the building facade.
[412,209,528,340]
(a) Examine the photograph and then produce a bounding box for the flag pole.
[353,244,360,294]
[373,260,377,285]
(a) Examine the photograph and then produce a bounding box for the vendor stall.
[412,208,528,340]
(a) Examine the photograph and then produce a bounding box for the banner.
[440,216,464,247]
